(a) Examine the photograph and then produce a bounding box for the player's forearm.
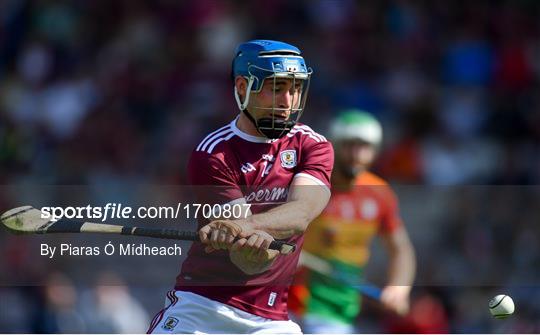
[386,239,416,288]
[381,226,416,288]
[238,179,330,239]
[229,249,277,275]
[241,199,318,239]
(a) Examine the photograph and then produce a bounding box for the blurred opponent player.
[147,40,333,333]
[289,110,416,333]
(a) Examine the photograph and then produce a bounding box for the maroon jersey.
[176,117,333,320]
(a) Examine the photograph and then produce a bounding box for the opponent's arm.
[379,226,416,315]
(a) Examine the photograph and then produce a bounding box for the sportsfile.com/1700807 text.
[39,203,252,222]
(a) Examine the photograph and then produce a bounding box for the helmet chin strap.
[242,109,263,135]
[235,77,266,136]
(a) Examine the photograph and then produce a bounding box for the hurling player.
[290,110,416,333]
[147,40,333,333]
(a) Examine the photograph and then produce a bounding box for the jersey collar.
[231,116,277,143]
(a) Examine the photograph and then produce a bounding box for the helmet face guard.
[232,40,312,139]
[240,66,312,139]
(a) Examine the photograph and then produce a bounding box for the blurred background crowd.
[1,0,540,333]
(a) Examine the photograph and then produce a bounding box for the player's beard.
[256,117,295,139]
[243,110,295,139]
[338,163,361,180]
[335,156,366,181]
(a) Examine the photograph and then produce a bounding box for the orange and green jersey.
[289,171,402,324]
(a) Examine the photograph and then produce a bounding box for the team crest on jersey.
[360,199,378,220]
[162,316,179,331]
[280,150,297,168]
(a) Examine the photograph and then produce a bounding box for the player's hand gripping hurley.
[1,206,296,255]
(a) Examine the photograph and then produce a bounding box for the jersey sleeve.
[296,141,334,187]
[188,150,244,204]
[378,185,403,234]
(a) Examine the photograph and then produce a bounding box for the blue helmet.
[231,40,312,139]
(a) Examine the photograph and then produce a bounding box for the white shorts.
[147,290,302,334]
[302,314,355,334]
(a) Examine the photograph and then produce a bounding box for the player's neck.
[236,112,263,137]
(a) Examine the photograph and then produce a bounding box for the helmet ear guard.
[234,76,256,111]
